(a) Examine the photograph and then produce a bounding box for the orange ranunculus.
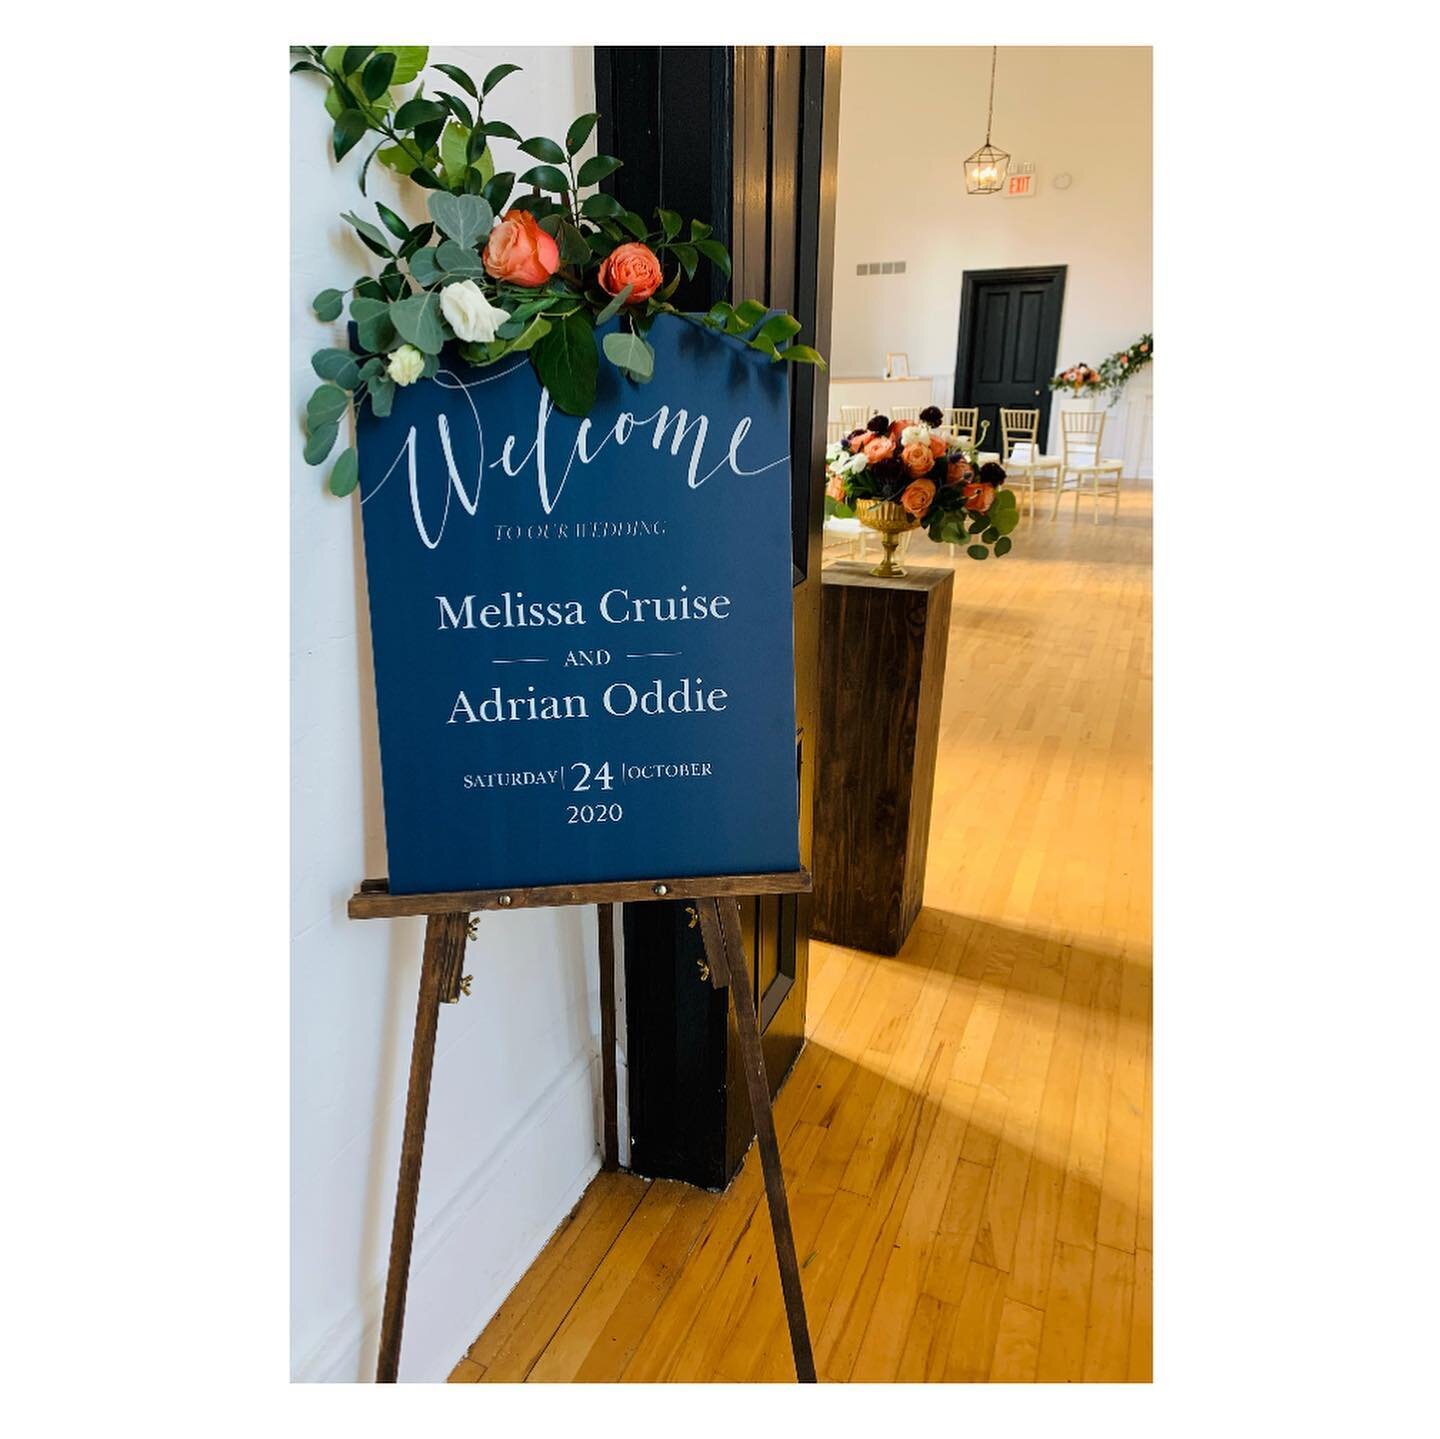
[889,418,909,440]
[962,481,996,514]
[848,431,869,453]
[863,435,895,464]
[900,479,937,519]
[901,441,934,477]
[930,434,947,457]
[826,471,846,501]
[483,209,560,287]
[945,458,973,486]
[598,242,665,303]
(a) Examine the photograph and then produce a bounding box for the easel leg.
[597,902,619,1171]
[698,898,818,1383]
[376,910,468,1383]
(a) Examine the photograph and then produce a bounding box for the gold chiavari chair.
[999,407,1061,519]
[1055,410,1125,522]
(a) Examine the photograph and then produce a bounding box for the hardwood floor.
[450,482,1153,1383]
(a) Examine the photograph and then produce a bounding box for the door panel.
[955,266,1067,453]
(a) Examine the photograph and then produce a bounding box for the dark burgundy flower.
[979,461,1007,486]
[920,405,943,426]
[866,415,891,434]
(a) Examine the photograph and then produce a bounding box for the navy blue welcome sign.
[355,313,801,894]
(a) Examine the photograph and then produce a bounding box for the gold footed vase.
[855,498,920,578]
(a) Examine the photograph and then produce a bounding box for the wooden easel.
[348,869,818,1384]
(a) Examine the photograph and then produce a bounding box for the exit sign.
[1005,171,1036,198]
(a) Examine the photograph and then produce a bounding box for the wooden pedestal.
[811,562,953,955]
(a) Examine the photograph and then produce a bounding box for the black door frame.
[953,264,1067,448]
[595,45,840,1190]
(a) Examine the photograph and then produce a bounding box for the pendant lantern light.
[965,47,1010,194]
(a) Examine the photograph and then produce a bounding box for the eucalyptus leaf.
[312,348,361,388]
[328,447,360,496]
[368,377,396,419]
[993,535,1013,556]
[967,544,990,560]
[389,291,450,355]
[306,383,349,429]
[350,296,397,353]
[407,245,443,285]
[304,419,340,465]
[436,239,485,276]
[312,288,345,322]
[602,331,654,382]
[427,191,493,248]
[566,112,599,155]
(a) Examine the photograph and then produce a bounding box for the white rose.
[387,344,425,386]
[846,453,868,475]
[901,423,932,447]
[439,280,510,343]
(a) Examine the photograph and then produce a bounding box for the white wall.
[830,46,1152,454]
[290,45,626,1383]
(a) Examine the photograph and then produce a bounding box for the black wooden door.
[954,266,1066,453]
[596,45,839,1189]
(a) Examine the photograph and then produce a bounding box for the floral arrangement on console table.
[1049,334,1153,405]
[291,45,824,496]
[825,407,1017,575]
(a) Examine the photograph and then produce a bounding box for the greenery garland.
[292,46,824,497]
[1049,334,1152,405]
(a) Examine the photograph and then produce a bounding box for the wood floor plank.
[942,1262,1008,1381]
[1129,1246,1153,1382]
[1082,1242,1135,1382]
[990,1299,1045,1382]
[1035,1240,1096,1382]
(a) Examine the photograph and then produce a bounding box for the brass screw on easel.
[459,975,473,996]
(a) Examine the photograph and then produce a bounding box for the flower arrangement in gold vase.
[825,407,1018,576]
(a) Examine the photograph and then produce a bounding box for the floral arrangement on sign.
[291,46,824,497]
[824,407,1019,560]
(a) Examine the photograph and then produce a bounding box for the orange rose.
[598,242,664,303]
[962,481,996,514]
[863,435,895,464]
[946,458,973,486]
[826,472,846,501]
[483,209,560,287]
[900,479,936,519]
[848,432,869,454]
[889,418,909,440]
[901,441,934,477]
[930,434,946,457]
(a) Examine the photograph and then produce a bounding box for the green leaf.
[436,239,485,276]
[519,135,568,165]
[291,60,326,76]
[566,112,600,155]
[993,535,1013,557]
[556,221,591,266]
[482,62,522,94]
[395,97,447,130]
[332,110,368,162]
[982,525,1000,543]
[437,92,473,128]
[350,296,397,353]
[304,419,339,465]
[617,210,649,242]
[374,201,411,241]
[312,348,361,387]
[439,122,472,187]
[967,544,990,561]
[427,191,494,248]
[328,447,360,496]
[307,383,349,429]
[341,210,393,257]
[381,46,428,85]
[580,192,624,218]
[361,51,396,100]
[656,208,681,241]
[689,219,713,242]
[518,163,570,194]
[389,291,450,355]
[755,312,802,347]
[509,314,551,353]
[670,243,698,279]
[409,166,444,190]
[431,62,478,98]
[368,377,396,419]
[312,288,345,322]
[341,46,376,75]
[703,301,734,330]
[407,245,443,285]
[482,171,516,213]
[595,283,635,325]
[532,309,598,416]
[782,345,827,369]
[477,119,522,141]
[413,117,444,155]
[730,299,768,333]
[398,221,435,258]
[602,331,654,382]
[576,153,622,186]
[693,237,731,280]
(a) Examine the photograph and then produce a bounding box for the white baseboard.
[294,1049,603,1383]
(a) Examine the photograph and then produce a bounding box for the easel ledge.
[348,869,812,919]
